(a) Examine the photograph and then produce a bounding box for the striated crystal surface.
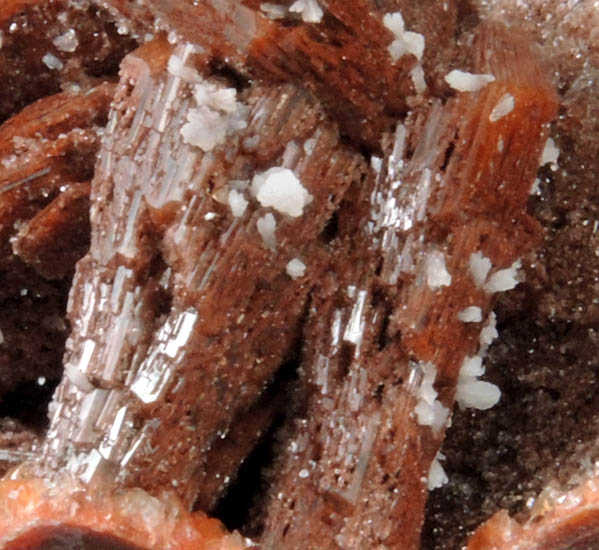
[40,36,365,507]
[0,82,114,409]
[259,23,556,550]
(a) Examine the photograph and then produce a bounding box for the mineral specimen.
[1,1,597,550]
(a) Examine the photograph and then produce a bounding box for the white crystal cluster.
[469,251,521,293]
[181,79,248,152]
[456,354,500,410]
[260,0,323,23]
[251,167,312,217]
[455,311,500,411]
[383,11,425,62]
[289,0,323,23]
[415,362,449,432]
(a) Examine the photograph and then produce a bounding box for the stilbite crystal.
[38,37,364,509]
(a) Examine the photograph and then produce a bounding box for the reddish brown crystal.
[35,36,364,512]
[258,22,556,550]
[0,83,115,402]
[3,2,592,550]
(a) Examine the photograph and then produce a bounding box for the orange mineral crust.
[0,477,247,550]
[468,475,599,550]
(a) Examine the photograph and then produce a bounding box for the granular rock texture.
[0,0,136,123]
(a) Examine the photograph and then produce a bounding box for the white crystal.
[459,356,484,378]
[428,452,448,490]
[457,354,501,411]
[65,363,94,392]
[42,53,63,70]
[53,29,78,52]
[456,379,501,410]
[181,79,247,152]
[415,362,449,432]
[228,189,248,217]
[383,12,425,62]
[457,306,482,323]
[541,137,560,168]
[289,0,323,23]
[286,258,306,279]
[410,64,427,94]
[444,70,495,92]
[167,54,201,82]
[479,311,498,350]
[469,251,492,286]
[485,260,521,293]
[251,167,312,217]
[489,93,515,122]
[260,3,287,19]
[426,250,451,288]
[257,213,277,250]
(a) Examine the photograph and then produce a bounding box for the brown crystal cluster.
[0,1,596,550]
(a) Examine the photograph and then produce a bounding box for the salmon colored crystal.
[0,476,246,550]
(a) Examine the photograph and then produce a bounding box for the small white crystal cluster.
[469,251,521,294]
[454,250,523,411]
[251,167,312,217]
[181,80,248,152]
[383,11,427,94]
[383,12,425,62]
[222,166,312,256]
[457,309,500,411]
[252,168,311,254]
[260,0,323,23]
[428,451,448,490]
[428,311,500,491]
[173,51,313,263]
[414,362,449,432]
[289,0,323,23]
[456,353,500,410]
